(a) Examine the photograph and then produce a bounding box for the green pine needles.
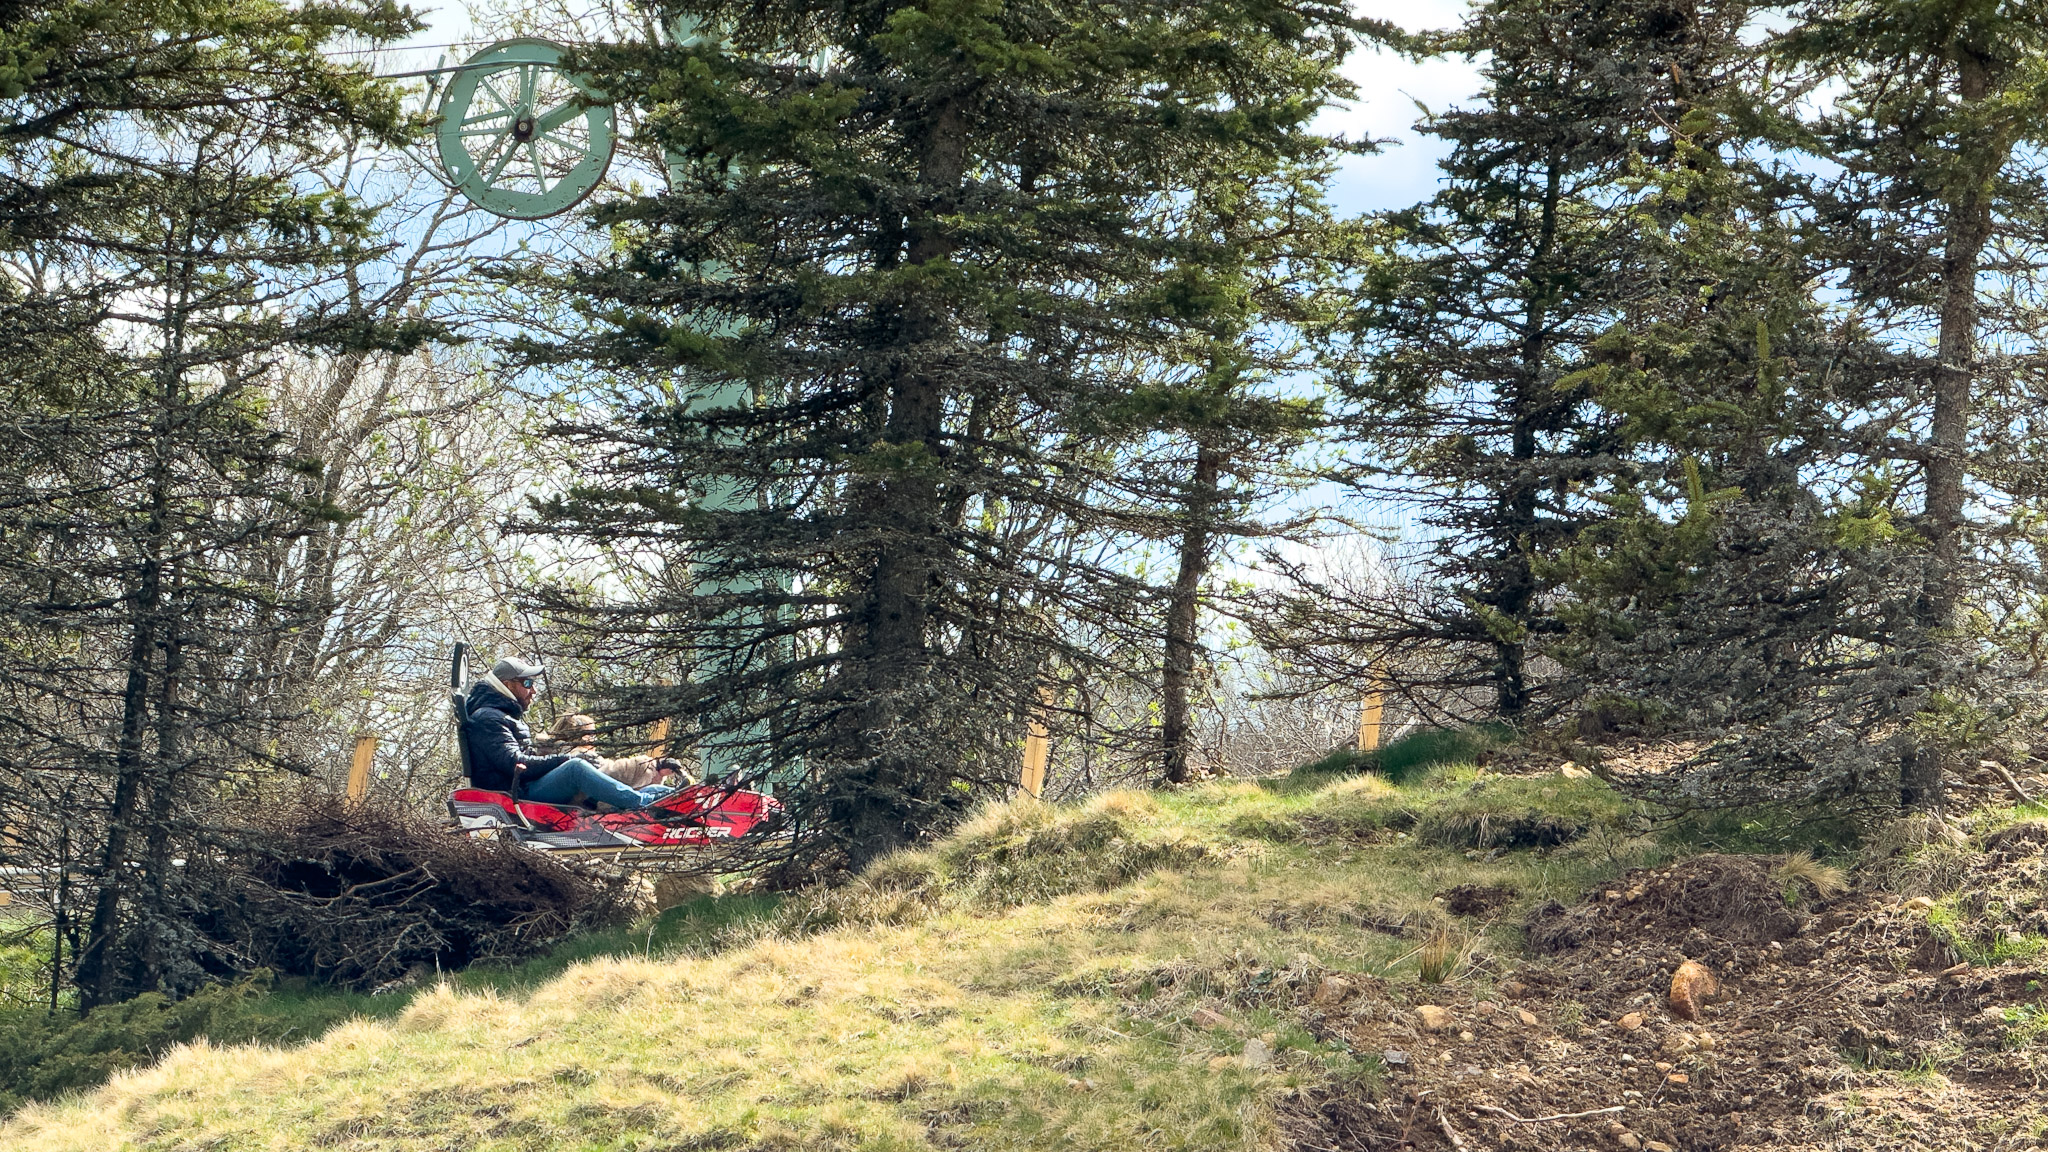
[524,0,1377,866]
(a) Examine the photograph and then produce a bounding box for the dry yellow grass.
[2,772,1650,1152]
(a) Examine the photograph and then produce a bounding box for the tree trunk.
[1162,441,1224,784]
[77,250,189,1005]
[72,524,163,1008]
[1905,52,1995,813]
[138,602,184,994]
[835,99,966,871]
[1495,159,1564,721]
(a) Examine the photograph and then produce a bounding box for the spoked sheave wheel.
[435,38,615,220]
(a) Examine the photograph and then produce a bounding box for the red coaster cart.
[442,644,784,859]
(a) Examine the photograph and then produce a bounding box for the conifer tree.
[1526,0,2048,815]
[1543,87,1931,810]
[1770,0,2048,810]
[0,0,419,1004]
[1328,0,1742,724]
[529,0,1374,863]
[1106,164,1348,785]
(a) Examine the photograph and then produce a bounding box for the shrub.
[187,790,635,990]
[0,977,267,1113]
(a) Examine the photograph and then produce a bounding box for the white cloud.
[1320,1,1482,217]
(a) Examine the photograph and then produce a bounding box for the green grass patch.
[1663,804,1865,858]
[2002,1000,2048,1049]
[0,974,414,1115]
[3,773,1684,1150]
[1411,771,1633,849]
[1286,725,1508,787]
[1926,899,2048,968]
[450,892,784,997]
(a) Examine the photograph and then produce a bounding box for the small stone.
[1646,1143,1675,1152]
[1313,975,1354,1005]
[1617,1011,1645,1031]
[1518,1008,1539,1026]
[1670,958,1720,1021]
[1696,1032,1716,1052]
[1616,1134,1642,1150]
[1500,980,1528,998]
[1941,962,1972,979]
[1192,1007,1232,1030]
[1666,1072,1689,1085]
[1458,1030,1475,1042]
[1416,1005,1455,1031]
[1208,1055,1234,1071]
[1654,1061,1673,1072]
[1475,1000,1498,1015]
[1241,1038,1271,1069]
[1382,1049,1409,1066]
[1561,763,1591,779]
[1905,897,1935,912]
[1618,1053,1635,1065]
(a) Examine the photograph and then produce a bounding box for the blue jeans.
[523,758,661,810]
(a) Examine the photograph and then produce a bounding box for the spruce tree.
[0,0,419,1004]
[1537,0,2048,815]
[1103,163,1349,784]
[1329,0,1742,724]
[528,0,1373,863]
[1544,91,1929,810]
[1771,0,2048,811]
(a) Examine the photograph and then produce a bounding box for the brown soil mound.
[1526,854,1800,954]
[1282,852,2048,1151]
[1436,884,1516,918]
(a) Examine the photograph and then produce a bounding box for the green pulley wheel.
[435,38,615,220]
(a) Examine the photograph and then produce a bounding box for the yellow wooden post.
[647,717,673,758]
[1356,673,1386,752]
[1020,687,1053,798]
[345,735,377,804]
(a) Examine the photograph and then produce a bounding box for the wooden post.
[1356,673,1386,753]
[1020,686,1053,798]
[345,735,377,804]
[648,717,672,758]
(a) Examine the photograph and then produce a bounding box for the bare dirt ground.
[1283,848,2048,1151]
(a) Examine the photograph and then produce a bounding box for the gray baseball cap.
[491,656,546,681]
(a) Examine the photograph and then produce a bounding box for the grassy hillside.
[2,764,1660,1152]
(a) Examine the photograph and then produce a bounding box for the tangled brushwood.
[186,791,635,990]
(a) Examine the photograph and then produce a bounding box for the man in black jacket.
[463,656,666,809]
